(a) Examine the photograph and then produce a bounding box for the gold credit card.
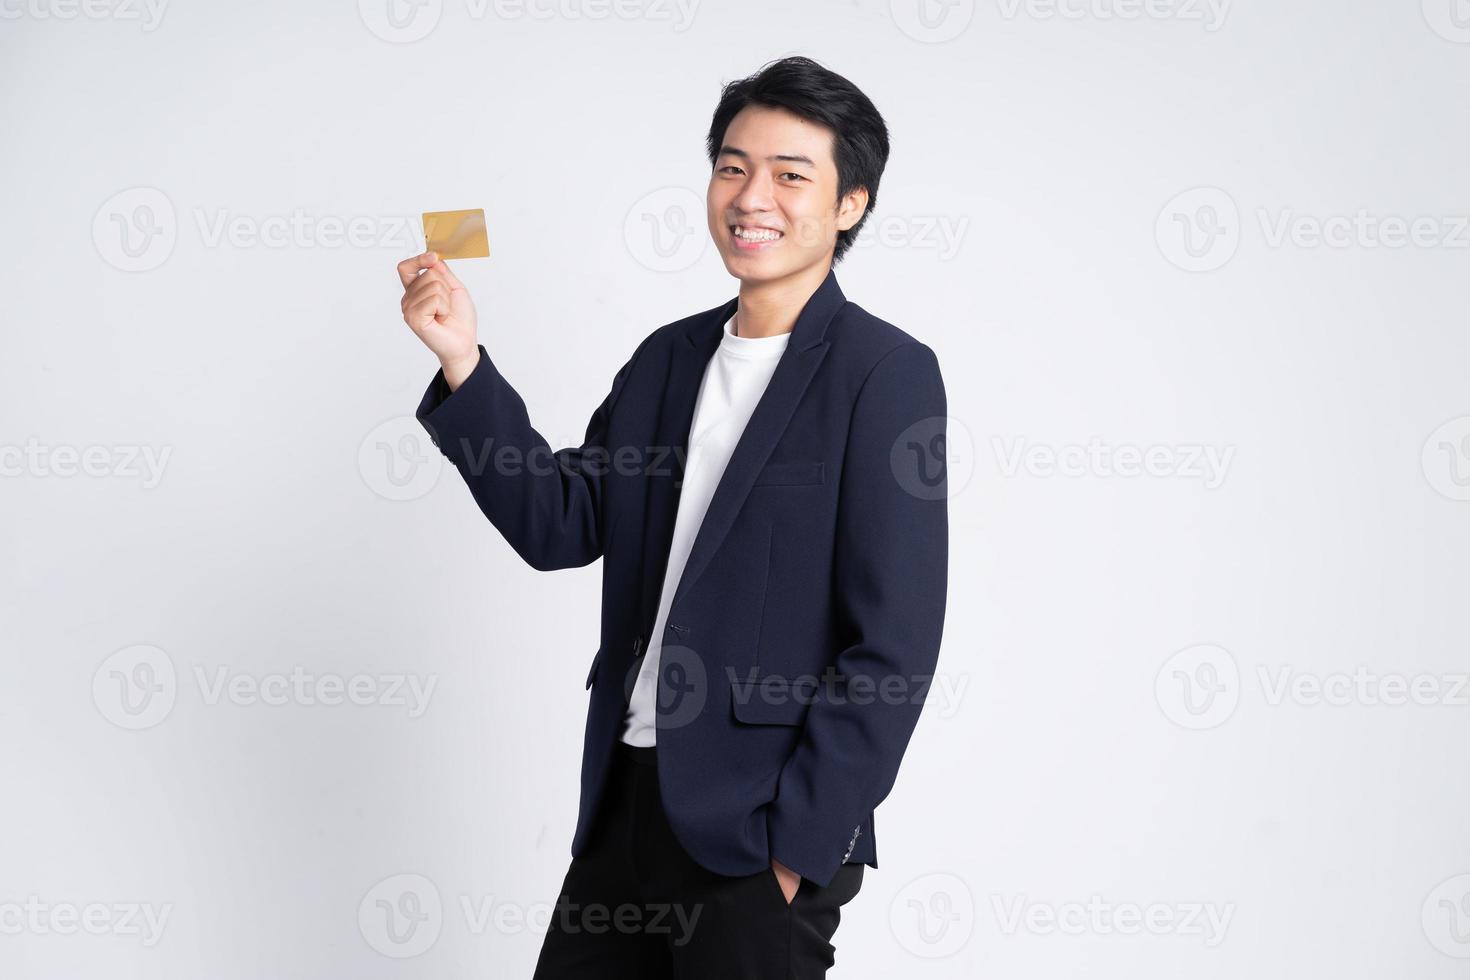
[422,208,490,259]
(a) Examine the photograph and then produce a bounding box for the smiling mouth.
[730,224,785,246]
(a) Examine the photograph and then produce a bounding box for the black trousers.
[531,741,865,979]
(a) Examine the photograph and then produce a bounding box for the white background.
[3,0,1469,977]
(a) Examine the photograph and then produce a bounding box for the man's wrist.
[440,348,481,392]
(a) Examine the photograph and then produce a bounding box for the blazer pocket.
[730,682,812,726]
[752,460,825,487]
[585,647,604,690]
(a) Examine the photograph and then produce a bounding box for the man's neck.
[733,261,832,339]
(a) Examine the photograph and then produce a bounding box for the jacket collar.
[680,265,846,354]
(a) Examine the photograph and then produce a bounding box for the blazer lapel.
[630,294,732,680]
[667,267,847,613]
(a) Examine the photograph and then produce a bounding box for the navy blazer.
[415,267,948,888]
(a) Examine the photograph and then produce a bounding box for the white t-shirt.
[619,311,790,747]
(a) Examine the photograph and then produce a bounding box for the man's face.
[707,104,868,285]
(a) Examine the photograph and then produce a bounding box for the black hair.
[705,56,891,266]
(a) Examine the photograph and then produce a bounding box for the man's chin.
[719,253,803,287]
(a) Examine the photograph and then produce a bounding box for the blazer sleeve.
[415,340,644,571]
[765,341,950,888]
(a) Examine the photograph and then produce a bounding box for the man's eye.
[780,173,806,182]
[720,166,744,175]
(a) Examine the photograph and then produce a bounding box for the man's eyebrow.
[718,145,817,168]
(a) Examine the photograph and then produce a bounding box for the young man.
[398,56,948,978]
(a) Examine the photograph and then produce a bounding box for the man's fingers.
[432,257,465,291]
[404,290,450,329]
[402,277,448,316]
[396,251,440,288]
[403,277,446,309]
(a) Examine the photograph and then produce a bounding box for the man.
[399,55,948,978]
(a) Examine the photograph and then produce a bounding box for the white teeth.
[734,225,782,242]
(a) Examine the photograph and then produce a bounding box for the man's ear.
[836,187,870,232]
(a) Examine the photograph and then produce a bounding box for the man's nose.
[732,171,776,214]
